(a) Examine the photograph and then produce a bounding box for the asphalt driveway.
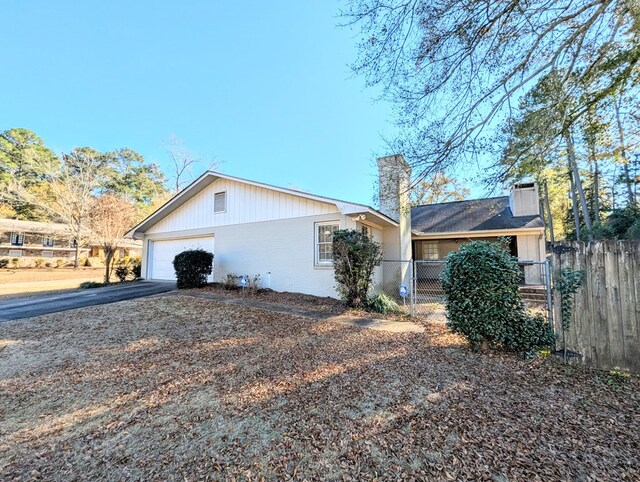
[0,281,176,321]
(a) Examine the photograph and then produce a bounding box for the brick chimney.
[509,182,540,217]
[377,154,412,262]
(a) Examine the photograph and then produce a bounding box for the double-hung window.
[315,222,339,265]
[42,236,55,247]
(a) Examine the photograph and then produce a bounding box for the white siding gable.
[147,178,340,234]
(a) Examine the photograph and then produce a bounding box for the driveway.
[0,280,175,321]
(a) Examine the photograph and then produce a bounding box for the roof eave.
[127,170,400,236]
[411,226,545,238]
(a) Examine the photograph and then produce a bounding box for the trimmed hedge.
[173,249,214,289]
[441,240,554,356]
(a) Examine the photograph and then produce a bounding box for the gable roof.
[411,196,544,235]
[127,171,398,237]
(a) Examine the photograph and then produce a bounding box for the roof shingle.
[411,196,544,234]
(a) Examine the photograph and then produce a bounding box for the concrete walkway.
[176,291,425,333]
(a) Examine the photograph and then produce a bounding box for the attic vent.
[214,191,226,213]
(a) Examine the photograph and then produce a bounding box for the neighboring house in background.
[127,155,546,297]
[0,218,142,262]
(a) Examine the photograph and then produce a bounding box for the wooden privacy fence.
[552,241,640,372]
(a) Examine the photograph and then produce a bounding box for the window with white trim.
[10,232,24,246]
[421,241,439,260]
[361,224,371,237]
[214,191,226,213]
[315,222,339,265]
[42,236,54,247]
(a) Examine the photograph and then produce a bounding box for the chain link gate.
[409,259,554,329]
[379,258,553,330]
[412,260,447,316]
[516,259,555,335]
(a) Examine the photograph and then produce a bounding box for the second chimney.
[509,182,540,217]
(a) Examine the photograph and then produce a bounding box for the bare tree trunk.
[569,170,582,240]
[543,180,555,243]
[74,241,80,269]
[564,130,593,240]
[614,95,636,206]
[104,249,114,284]
[593,158,600,222]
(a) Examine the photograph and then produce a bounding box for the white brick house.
[127,155,546,297]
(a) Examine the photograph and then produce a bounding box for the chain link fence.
[377,258,553,323]
[413,261,447,316]
[377,260,413,314]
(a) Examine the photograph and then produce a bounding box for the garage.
[148,236,215,281]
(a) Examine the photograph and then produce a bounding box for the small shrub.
[367,293,402,314]
[0,258,8,269]
[79,281,105,289]
[131,256,142,278]
[442,240,555,356]
[173,249,214,289]
[34,258,45,268]
[11,257,20,268]
[55,258,64,268]
[332,229,383,308]
[44,261,52,268]
[244,274,261,290]
[84,257,91,267]
[223,273,241,290]
[115,265,130,282]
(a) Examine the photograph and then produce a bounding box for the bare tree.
[7,149,100,267]
[613,92,637,205]
[162,135,217,193]
[342,0,639,181]
[89,195,137,283]
[410,172,470,206]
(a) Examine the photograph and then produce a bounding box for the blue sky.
[1,1,486,205]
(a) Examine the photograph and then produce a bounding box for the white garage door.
[149,236,215,281]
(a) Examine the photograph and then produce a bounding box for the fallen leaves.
[0,294,638,481]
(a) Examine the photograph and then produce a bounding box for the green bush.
[34,258,45,268]
[441,240,554,356]
[332,229,383,307]
[502,312,556,356]
[0,258,8,269]
[367,293,402,314]
[173,249,214,289]
[80,281,105,289]
[115,265,130,282]
[55,258,64,268]
[131,256,142,278]
[11,257,20,268]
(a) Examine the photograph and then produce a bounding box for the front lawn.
[0,296,638,480]
[0,267,105,284]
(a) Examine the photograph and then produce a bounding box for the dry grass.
[0,268,105,284]
[1,295,638,480]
